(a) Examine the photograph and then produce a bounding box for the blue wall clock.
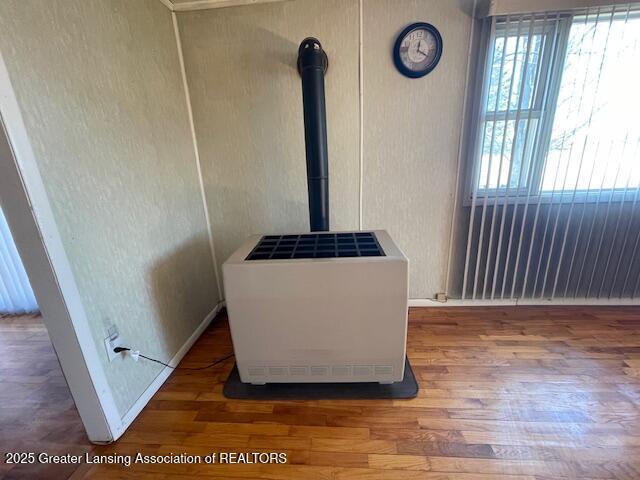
[393,22,443,78]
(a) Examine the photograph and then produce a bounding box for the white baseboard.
[408,298,640,307]
[114,301,224,440]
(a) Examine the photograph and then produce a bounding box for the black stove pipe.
[297,37,329,232]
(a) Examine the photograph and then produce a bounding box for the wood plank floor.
[78,306,640,480]
[0,314,91,480]
[3,307,640,479]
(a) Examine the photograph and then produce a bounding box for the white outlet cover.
[104,334,123,362]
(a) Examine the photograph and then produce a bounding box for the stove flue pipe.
[297,37,329,232]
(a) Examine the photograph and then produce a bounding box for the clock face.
[400,28,437,69]
[393,23,443,78]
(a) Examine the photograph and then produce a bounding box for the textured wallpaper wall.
[178,0,473,298]
[0,0,219,416]
[178,0,361,296]
[361,0,473,298]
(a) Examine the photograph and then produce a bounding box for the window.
[469,6,640,202]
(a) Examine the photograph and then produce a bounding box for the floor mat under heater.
[223,357,418,399]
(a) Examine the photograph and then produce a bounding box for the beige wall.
[178,0,473,298]
[178,0,361,295]
[0,0,219,416]
[362,0,473,298]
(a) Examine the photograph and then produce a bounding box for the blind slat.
[482,17,527,300]
[494,16,540,298]
[461,19,497,300]
[509,13,563,299]
[599,140,640,297]
[540,7,618,298]
[501,13,553,298]
[472,16,513,300]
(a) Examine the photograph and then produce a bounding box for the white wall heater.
[223,39,409,385]
[223,230,408,384]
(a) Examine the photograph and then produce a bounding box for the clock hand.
[414,40,428,57]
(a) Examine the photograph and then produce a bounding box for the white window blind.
[461,4,640,300]
[0,206,37,314]
[486,0,634,17]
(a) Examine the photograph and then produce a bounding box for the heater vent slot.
[332,366,351,376]
[310,366,329,376]
[375,365,394,375]
[246,232,385,261]
[244,364,396,380]
[353,365,374,376]
[248,367,265,377]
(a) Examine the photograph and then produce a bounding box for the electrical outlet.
[104,326,123,362]
[435,292,447,302]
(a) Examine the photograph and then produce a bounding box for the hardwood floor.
[75,306,640,480]
[0,314,91,480]
[3,307,640,479]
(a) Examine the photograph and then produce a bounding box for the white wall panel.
[0,0,218,416]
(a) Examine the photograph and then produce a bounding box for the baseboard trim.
[409,298,640,307]
[114,302,224,440]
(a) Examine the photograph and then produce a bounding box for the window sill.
[463,190,640,207]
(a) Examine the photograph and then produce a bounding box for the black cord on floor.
[114,347,234,370]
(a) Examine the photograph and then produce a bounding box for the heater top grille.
[245,232,385,261]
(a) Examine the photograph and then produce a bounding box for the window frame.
[464,10,638,206]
